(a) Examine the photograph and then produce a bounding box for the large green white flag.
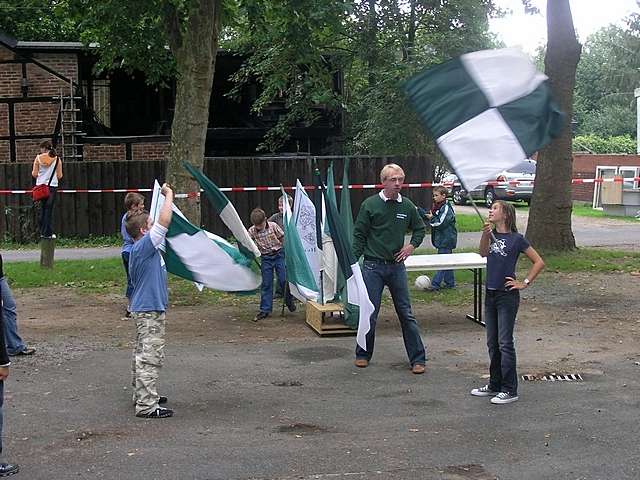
[320,181,373,351]
[183,162,261,259]
[281,185,319,302]
[150,181,261,292]
[291,179,321,291]
[405,47,563,191]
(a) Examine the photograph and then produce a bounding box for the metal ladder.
[58,80,85,161]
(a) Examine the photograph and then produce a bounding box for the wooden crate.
[305,301,355,336]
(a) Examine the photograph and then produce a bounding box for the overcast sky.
[489,0,639,54]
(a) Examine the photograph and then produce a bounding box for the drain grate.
[522,373,583,382]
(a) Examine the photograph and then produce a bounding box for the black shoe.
[286,301,297,313]
[0,462,19,477]
[253,312,269,322]
[9,347,35,356]
[136,407,173,419]
[159,396,168,404]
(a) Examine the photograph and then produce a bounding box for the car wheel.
[485,188,495,208]
[452,187,467,205]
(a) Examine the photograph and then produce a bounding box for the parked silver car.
[446,159,536,207]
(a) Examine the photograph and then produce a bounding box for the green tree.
[232,0,498,158]
[573,24,639,138]
[0,0,79,41]
[67,0,226,221]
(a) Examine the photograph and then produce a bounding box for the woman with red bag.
[31,140,63,238]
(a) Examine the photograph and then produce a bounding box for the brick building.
[0,31,343,164]
[572,153,640,205]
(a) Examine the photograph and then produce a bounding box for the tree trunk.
[165,0,222,224]
[526,0,581,250]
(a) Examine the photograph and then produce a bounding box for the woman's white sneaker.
[470,385,497,397]
[490,392,519,404]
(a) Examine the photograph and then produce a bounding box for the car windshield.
[507,161,536,174]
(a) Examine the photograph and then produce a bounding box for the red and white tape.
[0,177,638,197]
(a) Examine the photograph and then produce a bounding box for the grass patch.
[3,258,253,307]
[454,214,484,233]
[539,248,640,273]
[5,248,637,312]
[571,204,639,222]
[2,235,122,250]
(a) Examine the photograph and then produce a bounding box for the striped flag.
[281,186,319,302]
[183,162,261,259]
[320,182,373,351]
[291,179,321,292]
[149,181,261,292]
[405,48,563,191]
[339,158,359,329]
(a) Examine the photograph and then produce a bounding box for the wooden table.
[404,253,487,327]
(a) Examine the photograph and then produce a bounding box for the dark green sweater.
[352,194,426,261]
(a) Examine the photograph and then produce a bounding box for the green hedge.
[573,134,636,154]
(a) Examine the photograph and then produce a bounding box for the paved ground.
[7,333,640,480]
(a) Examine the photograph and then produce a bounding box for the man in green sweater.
[352,163,427,374]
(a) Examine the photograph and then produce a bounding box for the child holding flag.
[471,200,544,404]
[125,183,174,418]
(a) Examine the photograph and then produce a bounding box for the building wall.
[572,153,640,202]
[83,144,126,161]
[131,142,170,161]
[83,141,170,161]
[0,44,79,163]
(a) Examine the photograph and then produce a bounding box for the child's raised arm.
[157,183,174,228]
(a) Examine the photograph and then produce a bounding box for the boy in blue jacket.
[425,186,457,290]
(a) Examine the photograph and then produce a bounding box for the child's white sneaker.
[470,385,497,397]
[490,392,519,404]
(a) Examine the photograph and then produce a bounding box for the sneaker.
[490,392,519,404]
[0,462,19,477]
[470,385,498,397]
[9,347,36,356]
[136,407,174,418]
[253,312,269,322]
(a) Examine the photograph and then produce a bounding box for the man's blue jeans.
[431,248,455,289]
[0,380,4,455]
[0,277,26,355]
[485,289,520,395]
[355,260,426,366]
[259,250,292,313]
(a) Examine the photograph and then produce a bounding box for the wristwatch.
[523,278,530,286]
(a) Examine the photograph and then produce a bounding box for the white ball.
[414,275,431,290]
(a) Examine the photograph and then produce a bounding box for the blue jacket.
[429,201,457,249]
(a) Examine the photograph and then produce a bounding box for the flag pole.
[464,191,498,243]
[313,165,325,305]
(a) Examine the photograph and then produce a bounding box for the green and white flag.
[405,48,563,191]
[282,185,319,302]
[291,179,321,291]
[320,182,373,351]
[150,181,261,292]
[183,162,261,259]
